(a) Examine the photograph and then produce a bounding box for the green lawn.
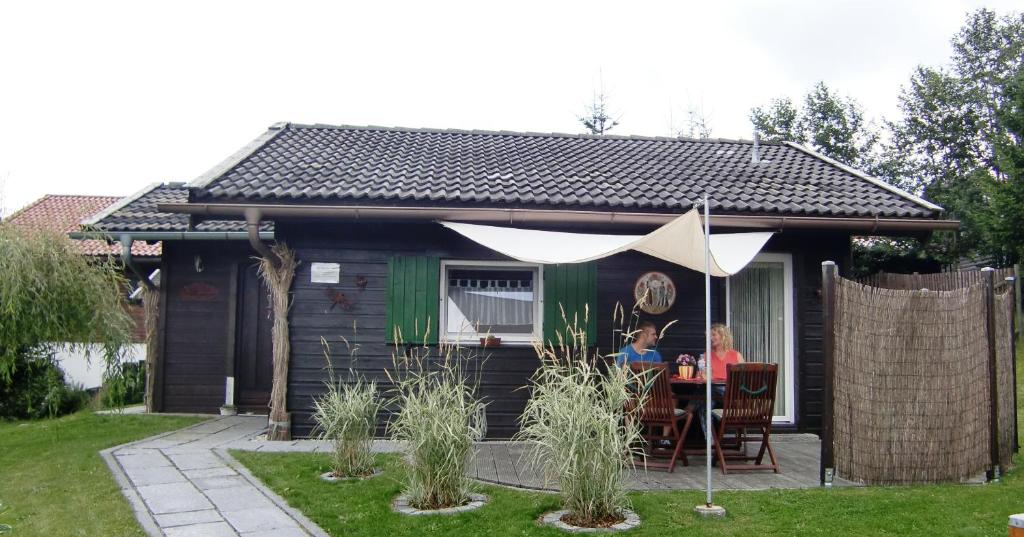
[233,339,1024,536]
[0,411,205,537]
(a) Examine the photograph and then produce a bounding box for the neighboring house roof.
[3,194,160,257]
[188,122,941,219]
[85,183,271,233]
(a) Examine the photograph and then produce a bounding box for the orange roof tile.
[3,194,161,257]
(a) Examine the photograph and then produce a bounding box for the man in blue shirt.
[616,321,663,367]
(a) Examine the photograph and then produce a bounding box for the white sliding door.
[726,253,795,423]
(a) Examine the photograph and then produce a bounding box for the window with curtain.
[729,260,788,419]
[443,264,540,342]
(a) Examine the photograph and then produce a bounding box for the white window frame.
[438,260,544,346]
[725,252,796,424]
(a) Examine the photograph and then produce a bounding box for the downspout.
[119,234,157,290]
[244,208,281,267]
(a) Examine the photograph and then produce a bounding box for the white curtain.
[729,261,787,417]
[447,278,534,332]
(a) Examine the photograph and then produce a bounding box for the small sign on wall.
[310,262,341,284]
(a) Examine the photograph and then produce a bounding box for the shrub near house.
[0,226,131,419]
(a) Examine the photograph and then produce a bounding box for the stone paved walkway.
[103,415,336,537]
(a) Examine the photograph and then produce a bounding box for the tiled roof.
[3,194,159,257]
[190,123,941,219]
[87,183,269,233]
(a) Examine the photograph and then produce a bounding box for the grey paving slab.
[155,510,224,528]
[128,465,189,487]
[184,467,239,479]
[169,451,226,471]
[241,528,310,537]
[192,475,251,491]
[164,521,239,537]
[204,486,276,513]
[223,507,302,533]
[117,451,172,470]
[136,482,213,514]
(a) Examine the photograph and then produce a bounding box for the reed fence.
[859,268,1015,291]
[826,267,1018,485]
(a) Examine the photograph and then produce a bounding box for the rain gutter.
[157,202,960,233]
[119,234,157,291]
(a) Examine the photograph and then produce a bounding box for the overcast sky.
[0,0,1019,216]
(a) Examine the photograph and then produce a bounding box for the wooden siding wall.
[595,252,725,358]
[156,221,850,437]
[158,242,253,413]
[280,221,536,439]
[777,232,852,434]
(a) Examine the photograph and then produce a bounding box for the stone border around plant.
[539,509,641,533]
[392,493,489,516]
[319,468,383,482]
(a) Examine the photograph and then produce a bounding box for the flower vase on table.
[675,354,696,379]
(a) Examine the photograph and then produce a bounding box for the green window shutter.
[386,256,439,344]
[542,262,597,346]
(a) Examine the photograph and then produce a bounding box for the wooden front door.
[235,263,274,413]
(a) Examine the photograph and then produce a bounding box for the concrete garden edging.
[392,493,489,515]
[539,509,641,533]
[319,468,382,482]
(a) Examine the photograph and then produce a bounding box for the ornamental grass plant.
[311,337,381,478]
[386,330,487,510]
[516,304,658,527]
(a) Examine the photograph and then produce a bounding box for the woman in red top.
[696,324,745,444]
[708,323,744,381]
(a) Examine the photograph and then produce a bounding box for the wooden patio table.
[669,376,725,401]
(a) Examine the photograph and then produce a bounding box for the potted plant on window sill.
[480,335,501,348]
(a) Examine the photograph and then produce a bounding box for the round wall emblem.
[633,271,676,315]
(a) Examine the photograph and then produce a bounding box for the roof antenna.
[751,131,761,164]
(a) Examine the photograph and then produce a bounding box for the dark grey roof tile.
[188,123,940,219]
[88,184,270,234]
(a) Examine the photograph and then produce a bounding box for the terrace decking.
[469,434,861,491]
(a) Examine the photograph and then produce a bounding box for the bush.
[0,351,90,420]
[0,226,131,413]
[516,308,648,527]
[100,360,146,409]
[387,342,486,509]
[312,338,381,478]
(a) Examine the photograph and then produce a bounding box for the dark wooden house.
[86,123,957,438]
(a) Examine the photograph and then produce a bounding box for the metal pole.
[704,193,713,507]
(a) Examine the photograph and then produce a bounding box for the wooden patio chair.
[711,363,780,474]
[628,362,694,472]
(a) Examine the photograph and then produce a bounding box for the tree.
[981,66,1024,264]
[579,89,620,135]
[888,9,1024,264]
[751,82,879,172]
[750,97,803,144]
[751,83,938,272]
[0,226,131,385]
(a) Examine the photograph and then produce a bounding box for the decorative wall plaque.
[179,282,219,302]
[310,262,341,284]
[633,271,676,315]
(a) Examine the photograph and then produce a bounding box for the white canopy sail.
[440,209,772,277]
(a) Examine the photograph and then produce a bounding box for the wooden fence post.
[1015,264,1022,337]
[982,267,1000,480]
[821,261,837,486]
[1008,275,1019,455]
